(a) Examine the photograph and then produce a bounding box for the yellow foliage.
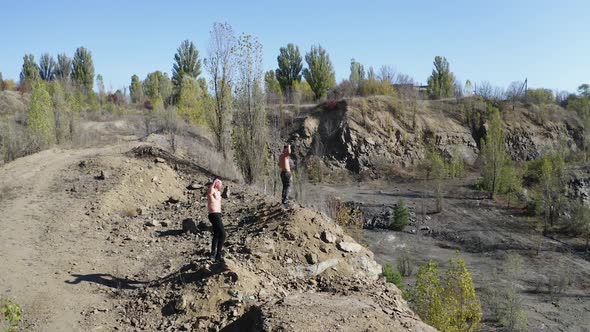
[413,256,481,332]
[359,79,397,97]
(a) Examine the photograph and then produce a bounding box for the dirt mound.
[51,147,431,331]
[287,96,583,173]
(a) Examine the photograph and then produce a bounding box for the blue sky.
[1,0,588,93]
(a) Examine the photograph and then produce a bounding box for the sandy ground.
[0,143,141,331]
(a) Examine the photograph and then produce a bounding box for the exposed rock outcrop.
[287,96,583,173]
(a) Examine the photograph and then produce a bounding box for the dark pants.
[208,213,225,260]
[281,171,291,204]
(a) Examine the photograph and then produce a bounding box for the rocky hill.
[287,96,583,173]
[0,142,435,331]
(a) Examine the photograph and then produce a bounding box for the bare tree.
[378,65,396,84]
[395,73,415,85]
[232,34,268,184]
[205,22,236,159]
[476,81,493,100]
[464,80,474,96]
[506,81,524,101]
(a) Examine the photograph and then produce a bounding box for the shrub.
[413,256,481,332]
[383,264,404,289]
[498,289,528,332]
[0,298,22,332]
[359,79,396,97]
[447,152,465,178]
[1,79,17,91]
[525,88,554,105]
[397,248,413,277]
[325,196,363,241]
[390,199,409,231]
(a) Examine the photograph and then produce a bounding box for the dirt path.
[0,145,134,331]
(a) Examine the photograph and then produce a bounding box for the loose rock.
[337,242,362,253]
[321,231,336,244]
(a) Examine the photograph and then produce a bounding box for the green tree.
[264,70,283,104]
[538,154,565,234]
[177,76,208,125]
[414,257,481,332]
[56,53,72,83]
[129,74,142,103]
[143,71,173,108]
[420,147,446,212]
[0,72,3,91]
[96,74,105,104]
[414,261,448,330]
[19,54,40,87]
[349,58,365,93]
[498,289,528,332]
[443,256,482,332]
[480,106,509,199]
[303,45,336,101]
[27,81,55,148]
[525,88,554,105]
[233,34,268,184]
[577,83,590,97]
[427,56,455,99]
[48,80,71,144]
[276,43,303,101]
[172,39,202,93]
[390,199,409,231]
[205,22,236,158]
[499,160,522,207]
[39,53,56,81]
[71,47,95,91]
[573,202,590,251]
[568,95,590,119]
[447,151,465,178]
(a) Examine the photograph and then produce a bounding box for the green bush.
[447,152,465,178]
[390,199,409,231]
[383,264,403,289]
[413,257,481,332]
[27,81,55,149]
[1,298,22,332]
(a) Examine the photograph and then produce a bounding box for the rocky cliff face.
[503,107,583,161]
[567,165,590,205]
[287,96,584,173]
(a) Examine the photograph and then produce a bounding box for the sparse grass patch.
[0,297,22,332]
[397,248,413,277]
[326,195,363,241]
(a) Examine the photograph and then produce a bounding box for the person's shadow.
[65,259,230,290]
[65,273,146,289]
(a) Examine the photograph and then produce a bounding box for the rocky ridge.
[62,145,435,331]
[287,96,583,173]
